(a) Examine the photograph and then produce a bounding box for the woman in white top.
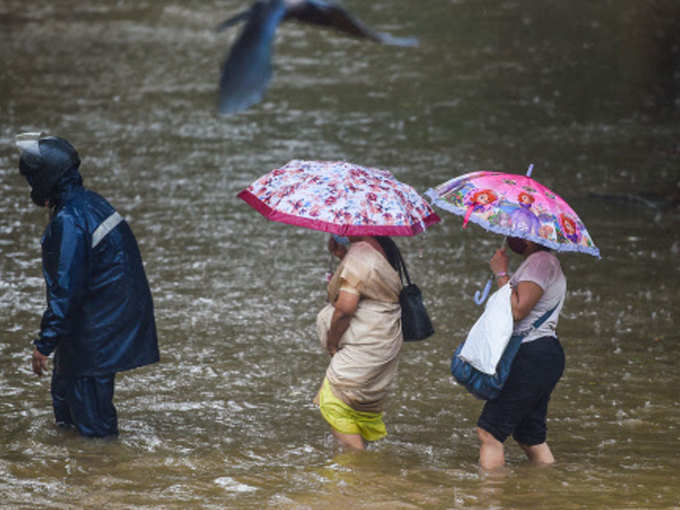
[477,236,567,470]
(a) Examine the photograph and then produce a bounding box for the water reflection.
[1,0,679,508]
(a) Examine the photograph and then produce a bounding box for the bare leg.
[331,428,365,450]
[477,427,504,470]
[518,441,555,465]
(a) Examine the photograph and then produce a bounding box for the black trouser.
[478,336,564,445]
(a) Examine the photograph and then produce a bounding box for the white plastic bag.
[458,283,514,375]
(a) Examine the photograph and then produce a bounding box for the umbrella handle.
[473,276,493,305]
[471,163,532,306]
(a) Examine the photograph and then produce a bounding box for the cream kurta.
[316,241,403,413]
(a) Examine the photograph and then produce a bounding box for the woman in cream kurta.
[316,236,404,449]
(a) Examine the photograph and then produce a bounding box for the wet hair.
[507,236,527,255]
[372,236,402,272]
[508,236,552,254]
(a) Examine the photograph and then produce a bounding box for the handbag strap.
[514,303,559,340]
[530,302,559,330]
[395,249,412,286]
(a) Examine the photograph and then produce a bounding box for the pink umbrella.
[238,160,441,236]
[426,165,599,303]
[426,166,599,257]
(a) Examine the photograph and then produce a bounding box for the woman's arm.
[510,281,544,321]
[490,248,544,321]
[326,290,359,356]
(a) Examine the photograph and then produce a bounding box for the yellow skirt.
[316,377,387,441]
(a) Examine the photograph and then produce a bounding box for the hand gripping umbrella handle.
[472,163,533,306]
[474,237,506,305]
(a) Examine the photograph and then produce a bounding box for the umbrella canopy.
[238,160,441,236]
[426,170,600,257]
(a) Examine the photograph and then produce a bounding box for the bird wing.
[217,0,288,115]
[284,0,418,47]
[215,7,254,32]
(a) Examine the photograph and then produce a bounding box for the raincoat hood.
[18,135,81,206]
[49,167,84,206]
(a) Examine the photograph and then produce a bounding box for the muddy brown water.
[1,1,679,508]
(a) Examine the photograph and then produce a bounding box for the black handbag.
[396,251,434,341]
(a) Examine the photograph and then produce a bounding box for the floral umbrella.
[238,160,441,236]
[426,170,600,257]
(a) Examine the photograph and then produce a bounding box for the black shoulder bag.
[396,251,435,341]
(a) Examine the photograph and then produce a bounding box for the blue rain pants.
[51,370,118,438]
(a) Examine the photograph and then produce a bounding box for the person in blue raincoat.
[16,133,160,438]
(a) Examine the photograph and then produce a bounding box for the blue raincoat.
[34,168,159,377]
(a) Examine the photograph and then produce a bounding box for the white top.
[509,250,566,343]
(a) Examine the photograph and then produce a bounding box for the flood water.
[1,0,679,508]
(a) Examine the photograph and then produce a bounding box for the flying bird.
[216,0,418,115]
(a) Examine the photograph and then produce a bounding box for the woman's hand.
[328,237,348,260]
[490,248,508,276]
[490,248,510,288]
